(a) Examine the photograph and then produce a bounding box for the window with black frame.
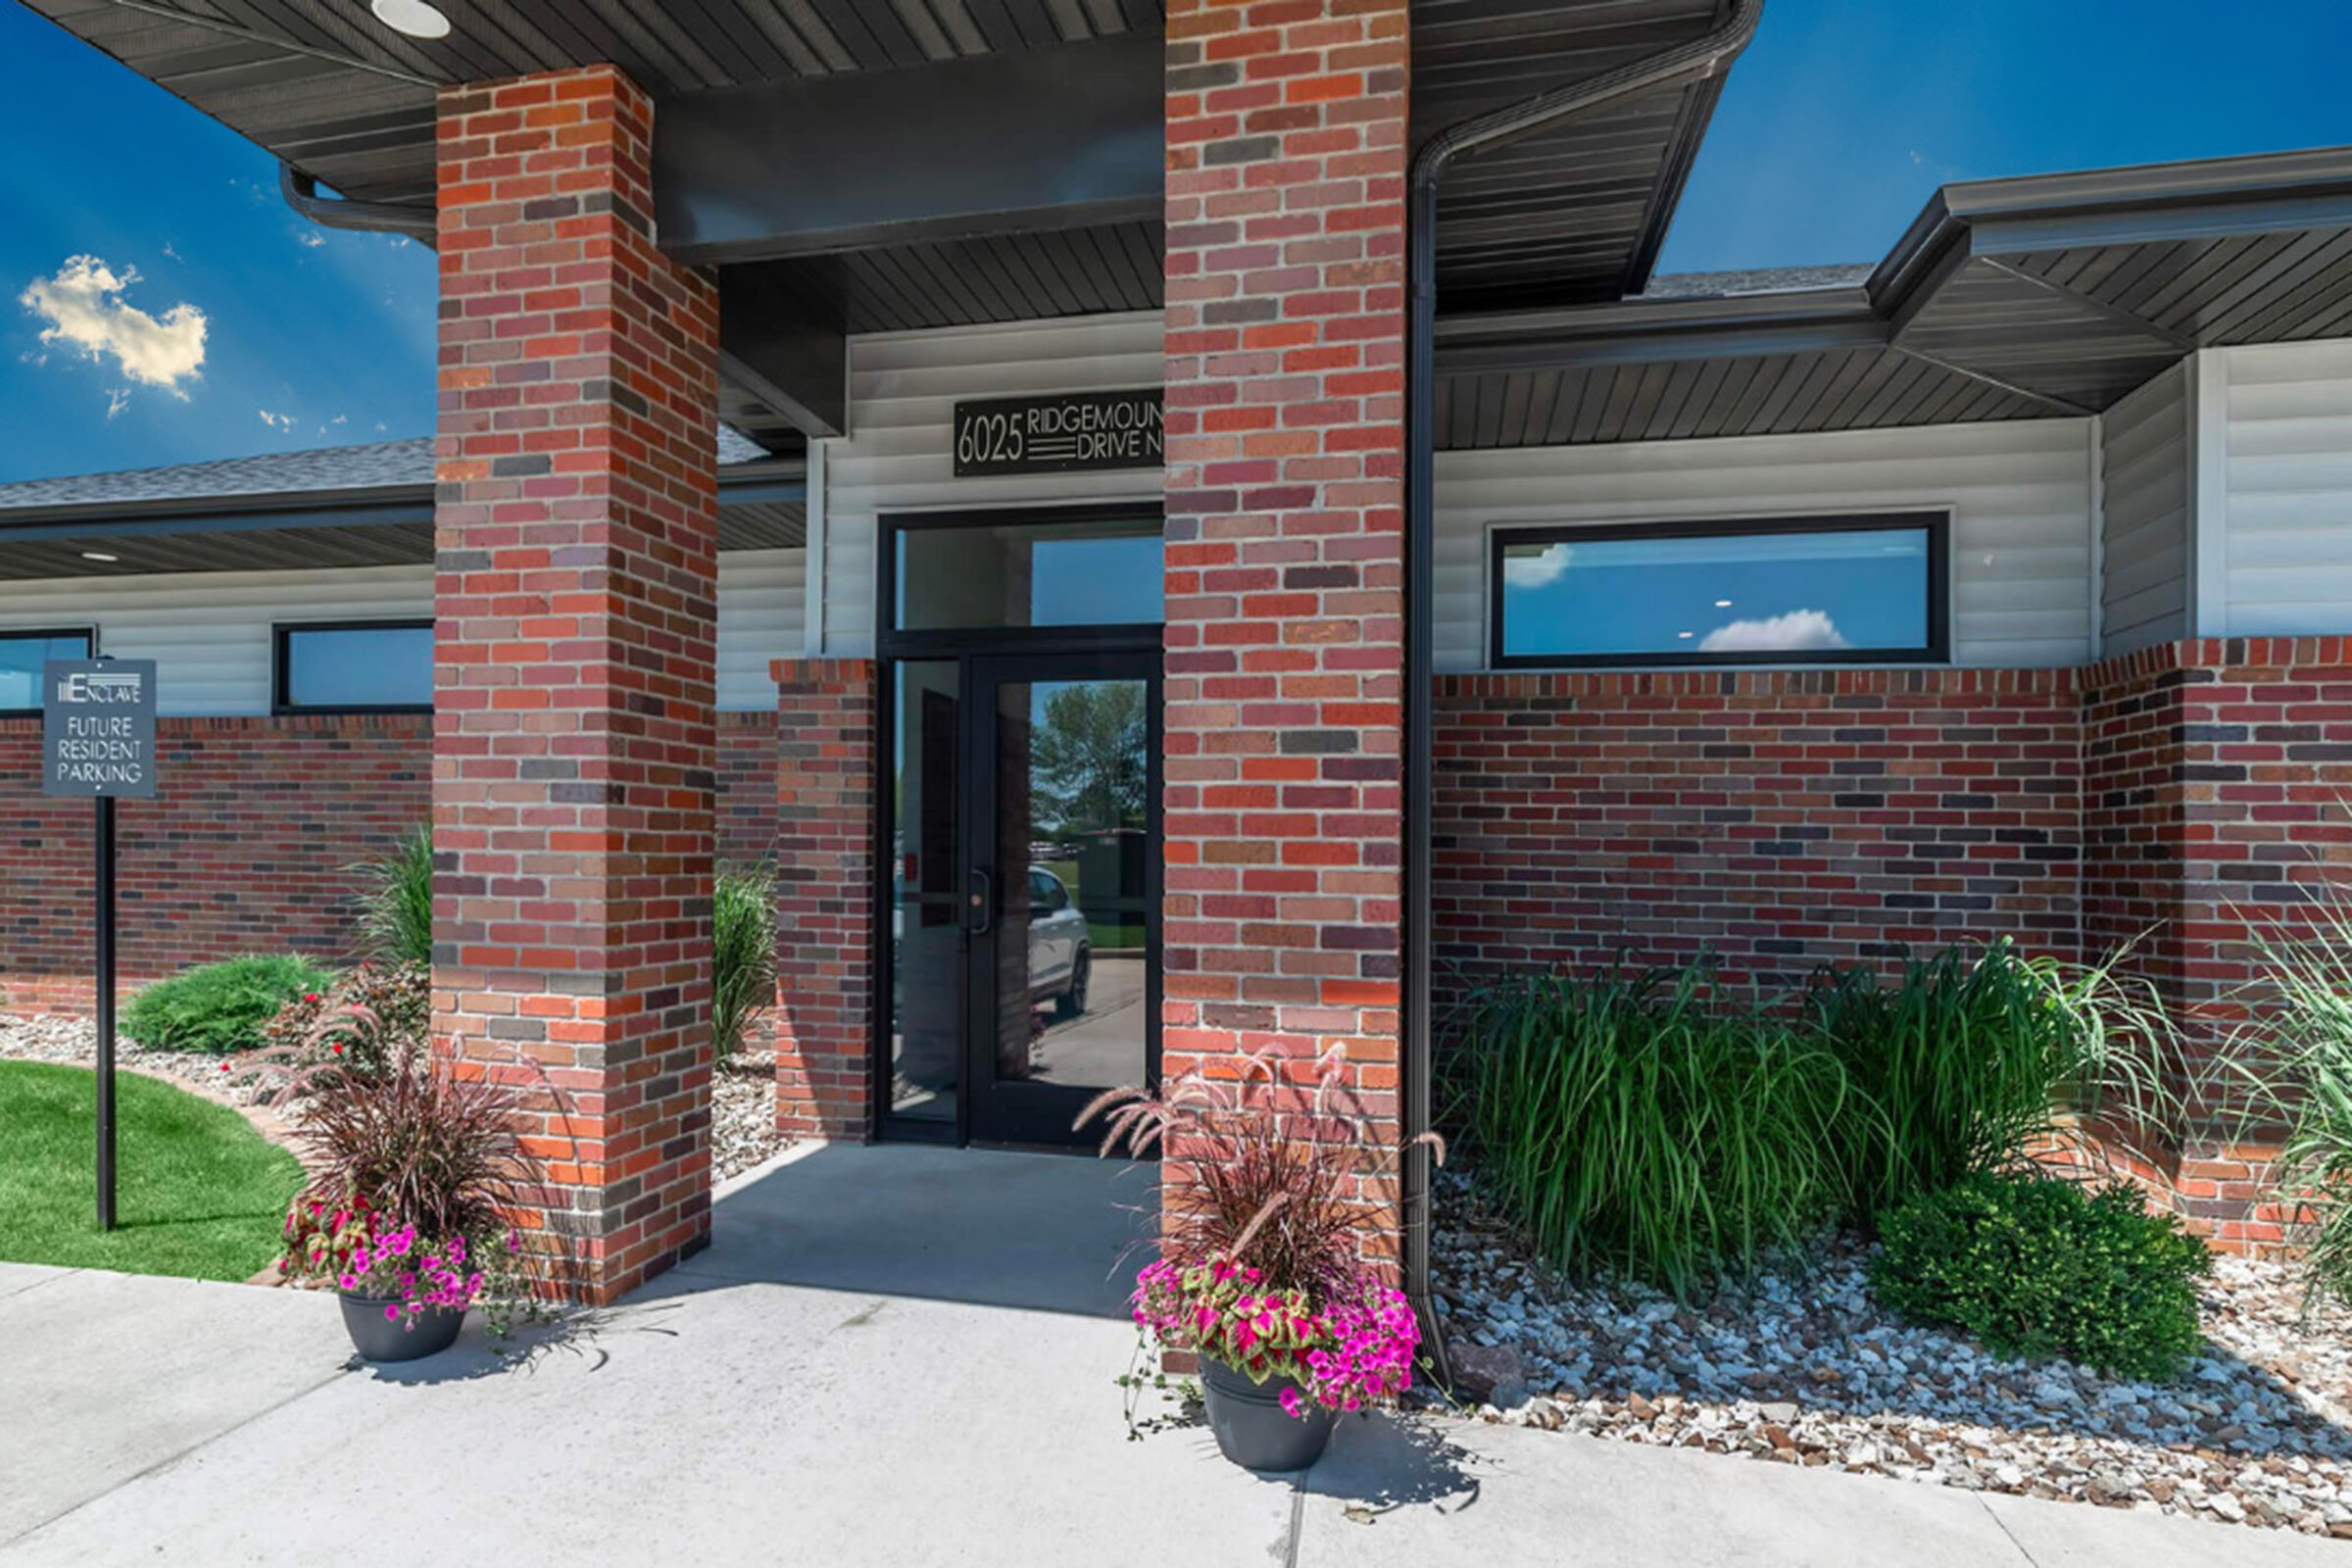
[1490,513,1949,668]
[0,628,94,715]
[274,620,433,713]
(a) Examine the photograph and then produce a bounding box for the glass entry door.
[883,648,1160,1149]
[968,650,1158,1146]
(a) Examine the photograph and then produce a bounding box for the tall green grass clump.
[1449,966,1851,1298]
[354,825,435,966]
[2208,891,2352,1310]
[1810,942,2180,1219]
[713,859,778,1065]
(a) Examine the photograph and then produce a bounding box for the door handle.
[967,868,992,936]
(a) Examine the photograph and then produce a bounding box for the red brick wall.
[0,715,430,1012]
[434,64,721,1301]
[1433,668,2083,999]
[769,660,875,1141]
[1161,0,1411,1264]
[717,711,779,865]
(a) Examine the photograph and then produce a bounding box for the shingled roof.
[0,428,775,514]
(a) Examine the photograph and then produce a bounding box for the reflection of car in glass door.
[1026,866,1091,1018]
[891,863,1091,1021]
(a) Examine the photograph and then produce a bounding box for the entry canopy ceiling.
[1434,147,2352,447]
[22,0,1733,306]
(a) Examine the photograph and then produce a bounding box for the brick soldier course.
[1160,0,1412,1264]
[432,64,723,1301]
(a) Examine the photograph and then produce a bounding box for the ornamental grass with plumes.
[1082,1046,1439,1420]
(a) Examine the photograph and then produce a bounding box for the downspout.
[280,164,438,242]
[1400,0,1763,1385]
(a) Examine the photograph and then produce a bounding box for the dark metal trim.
[1404,0,1765,1379]
[281,165,438,242]
[1484,511,1952,670]
[0,626,95,717]
[655,32,1165,267]
[107,0,445,88]
[871,504,1167,1148]
[270,618,434,716]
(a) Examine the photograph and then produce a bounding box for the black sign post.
[43,658,158,1232]
[953,388,1163,477]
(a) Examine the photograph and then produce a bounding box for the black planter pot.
[1200,1357,1339,1472]
[338,1294,466,1362]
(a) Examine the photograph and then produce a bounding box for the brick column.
[1161,0,1411,1265]
[434,66,721,1301]
[770,659,877,1141]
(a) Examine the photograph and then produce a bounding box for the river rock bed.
[1432,1169,2352,1537]
[0,1013,789,1185]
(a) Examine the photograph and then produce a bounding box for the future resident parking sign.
[42,659,159,799]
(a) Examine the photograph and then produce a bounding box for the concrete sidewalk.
[2,1148,2344,1567]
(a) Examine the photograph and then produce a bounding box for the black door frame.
[872,504,1164,1150]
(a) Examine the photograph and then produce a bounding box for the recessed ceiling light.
[81,551,119,564]
[371,0,452,39]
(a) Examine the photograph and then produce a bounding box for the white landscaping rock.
[1431,1168,2352,1537]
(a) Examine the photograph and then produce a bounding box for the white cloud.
[374,420,388,432]
[1503,542,1575,589]
[20,256,207,401]
[162,242,182,263]
[104,389,130,420]
[259,409,297,433]
[296,230,324,250]
[1698,609,1851,654]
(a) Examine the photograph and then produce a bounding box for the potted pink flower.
[267,1006,541,1361]
[1082,1047,1437,1472]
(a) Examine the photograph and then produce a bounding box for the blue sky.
[2,0,2349,482]
[0,4,436,484]
[1659,0,2352,275]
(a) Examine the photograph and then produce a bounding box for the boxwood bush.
[122,955,341,1056]
[1868,1171,2211,1381]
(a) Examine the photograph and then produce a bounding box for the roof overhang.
[24,0,1743,437]
[0,467,807,580]
[1434,146,2352,447]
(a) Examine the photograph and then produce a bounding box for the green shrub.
[712,860,777,1065]
[1810,943,2180,1220]
[353,825,434,966]
[1447,965,1851,1298]
[122,955,341,1056]
[1869,1171,2210,1381]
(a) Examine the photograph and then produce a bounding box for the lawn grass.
[0,1060,303,1282]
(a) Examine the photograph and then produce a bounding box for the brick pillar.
[434,66,721,1301]
[770,659,877,1141]
[1161,0,1411,1265]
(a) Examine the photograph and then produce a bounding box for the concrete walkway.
[1,1146,2343,1567]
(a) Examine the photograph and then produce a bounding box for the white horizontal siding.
[2221,338,2352,637]
[821,313,1165,655]
[1434,418,2098,671]
[2099,364,2191,656]
[715,549,805,710]
[0,552,806,716]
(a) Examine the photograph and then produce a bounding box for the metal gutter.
[1400,0,1764,1387]
[281,165,438,243]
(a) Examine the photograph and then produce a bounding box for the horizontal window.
[1491,514,1948,667]
[274,621,432,713]
[892,514,1163,633]
[0,628,95,714]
